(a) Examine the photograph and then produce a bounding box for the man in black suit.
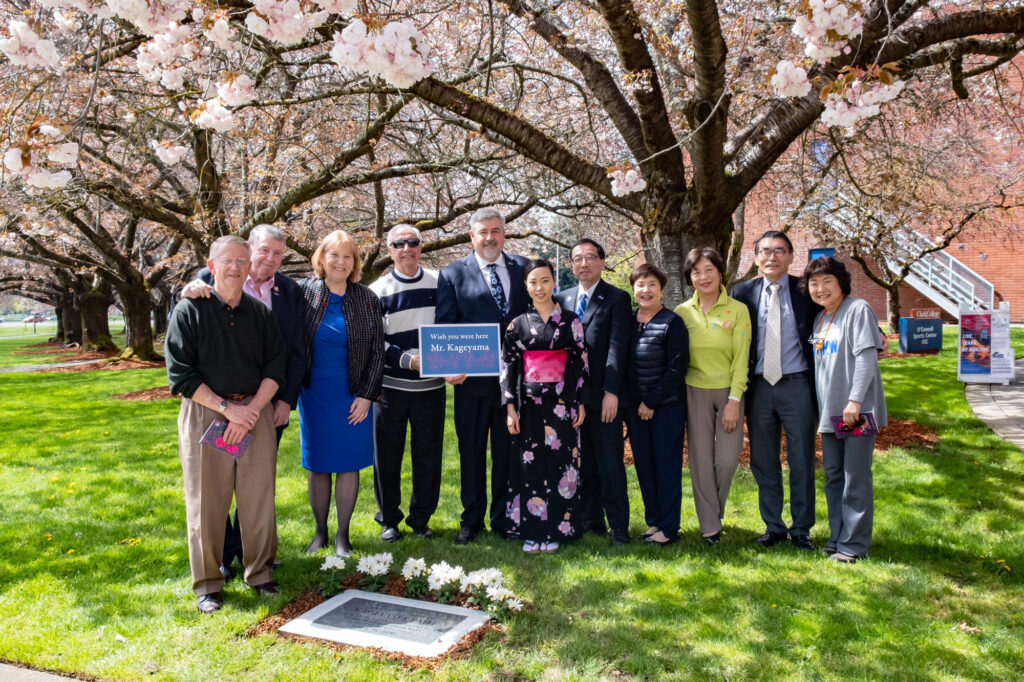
[555,238,633,546]
[180,224,306,573]
[730,230,821,551]
[435,208,530,545]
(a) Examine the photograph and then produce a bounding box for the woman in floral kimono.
[501,259,589,553]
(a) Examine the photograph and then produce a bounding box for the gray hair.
[209,235,251,261]
[469,207,505,230]
[386,223,422,243]
[249,224,286,245]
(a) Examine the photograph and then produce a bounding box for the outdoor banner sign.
[418,324,502,377]
[958,302,1014,384]
[899,317,942,353]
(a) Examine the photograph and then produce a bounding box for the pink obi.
[523,350,567,383]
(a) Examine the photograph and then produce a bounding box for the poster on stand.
[418,324,501,377]
[958,302,1014,384]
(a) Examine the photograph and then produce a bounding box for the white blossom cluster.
[792,0,864,63]
[245,0,328,46]
[330,19,433,89]
[320,555,346,571]
[38,0,112,16]
[485,585,522,612]
[356,552,393,577]
[400,557,428,579]
[609,167,647,197]
[822,79,905,132]
[460,567,505,593]
[770,60,812,99]
[426,561,465,591]
[107,0,192,36]
[3,124,78,190]
[135,21,204,91]
[0,20,61,69]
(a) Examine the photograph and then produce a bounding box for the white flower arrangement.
[356,552,393,577]
[320,555,346,571]
[461,567,505,593]
[401,557,428,579]
[427,561,465,591]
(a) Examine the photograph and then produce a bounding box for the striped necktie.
[576,291,588,318]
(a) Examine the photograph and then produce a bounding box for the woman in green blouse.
[675,248,751,544]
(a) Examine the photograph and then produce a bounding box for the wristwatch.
[218,399,229,414]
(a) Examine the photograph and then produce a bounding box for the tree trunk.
[80,286,117,352]
[118,284,158,360]
[152,296,169,337]
[59,292,83,345]
[886,285,901,333]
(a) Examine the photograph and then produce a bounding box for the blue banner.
[418,324,501,377]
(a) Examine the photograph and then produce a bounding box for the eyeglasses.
[571,254,601,265]
[215,257,250,267]
[390,238,421,249]
[758,247,789,258]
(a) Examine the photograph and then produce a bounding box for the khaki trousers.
[686,386,744,536]
[178,398,277,595]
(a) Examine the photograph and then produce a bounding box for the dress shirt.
[474,251,510,300]
[576,281,599,315]
[755,276,808,375]
[243,276,274,309]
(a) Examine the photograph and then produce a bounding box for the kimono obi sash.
[523,350,567,383]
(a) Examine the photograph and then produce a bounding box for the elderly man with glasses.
[166,235,286,613]
[368,224,446,542]
[730,230,822,551]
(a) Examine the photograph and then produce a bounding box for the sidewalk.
[964,357,1024,452]
[0,664,74,681]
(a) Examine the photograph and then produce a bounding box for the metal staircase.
[821,205,995,319]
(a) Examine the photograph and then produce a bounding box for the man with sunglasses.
[368,224,446,542]
[731,230,822,551]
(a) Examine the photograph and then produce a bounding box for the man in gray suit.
[731,231,821,551]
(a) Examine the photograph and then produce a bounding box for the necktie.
[576,291,588,318]
[487,263,507,315]
[763,282,782,385]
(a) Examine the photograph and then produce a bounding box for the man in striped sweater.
[369,224,446,541]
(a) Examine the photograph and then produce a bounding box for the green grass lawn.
[0,327,1022,680]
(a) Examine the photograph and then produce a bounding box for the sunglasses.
[390,238,421,249]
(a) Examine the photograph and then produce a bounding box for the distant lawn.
[0,328,1022,680]
[0,324,128,368]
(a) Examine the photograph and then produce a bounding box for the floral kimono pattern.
[500,303,589,542]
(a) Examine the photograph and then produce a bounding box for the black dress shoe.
[335,533,353,557]
[455,527,478,545]
[643,534,675,546]
[584,522,608,535]
[609,530,630,546]
[823,545,837,555]
[754,531,787,547]
[252,581,280,596]
[703,532,722,545]
[380,526,402,543]
[790,535,815,551]
[197,593,223,613]
[410,526,433,538]
[219,563,233,581]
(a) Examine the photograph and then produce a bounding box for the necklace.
[816,298,844,342]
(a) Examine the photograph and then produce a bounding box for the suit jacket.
[435,251,530,397]
[555,279,632,409]
[730,274,821,390]
[196,268,306,408]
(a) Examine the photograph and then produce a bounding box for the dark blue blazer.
[555,279,632,409]
[730,274,821,386]
[435,251,530,397]
[196,268,307,408]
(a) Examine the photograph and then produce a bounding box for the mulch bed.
[111,385,176,401]
[623,418,937,468]
[42,356,165,373]
[248,581,500,670]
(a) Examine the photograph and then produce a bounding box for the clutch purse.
[523,350,567,383]
[830,412,879,439]
[200,418,254,459]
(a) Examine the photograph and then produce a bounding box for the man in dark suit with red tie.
[435,208,530,544]
[730,231,821,551]
[555,238,633,546]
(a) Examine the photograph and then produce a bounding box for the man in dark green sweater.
[166,235,286,614]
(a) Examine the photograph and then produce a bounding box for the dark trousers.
[222,424,285,566]
[627,401,685,539]
[453,386,513,533]
[747,373,817,536]
[372,386,446,530]
[578,409,630,534]
[821,432,875,556]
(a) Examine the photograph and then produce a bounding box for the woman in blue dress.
[299,230,384,557]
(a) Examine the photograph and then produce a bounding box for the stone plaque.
[279,590,490,657]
